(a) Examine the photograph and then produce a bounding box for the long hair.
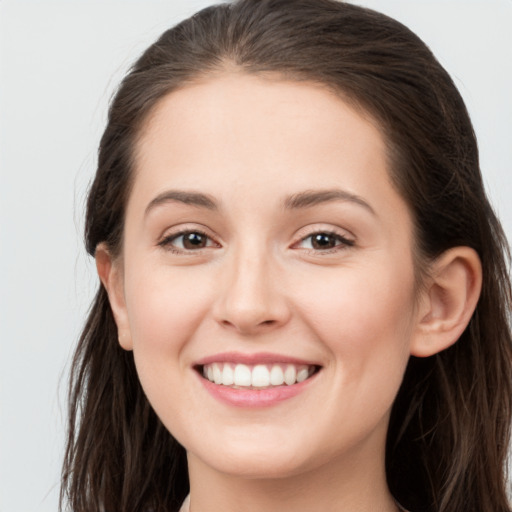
[61,1,512,511]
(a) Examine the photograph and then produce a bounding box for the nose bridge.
[214,239,289,333]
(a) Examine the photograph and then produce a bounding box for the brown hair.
[61,1,512,511]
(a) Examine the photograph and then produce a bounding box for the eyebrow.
[144,187,375,217]
[145,190,218,216]
[283,189,375,215]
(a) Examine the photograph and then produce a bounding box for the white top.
[178,495,410,511]
[178,494,190,512]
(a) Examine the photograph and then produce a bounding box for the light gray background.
[1,1,511,511]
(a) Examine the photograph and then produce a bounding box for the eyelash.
[158,229,216,254]
[158,229,354,255]
[294,231,355,254]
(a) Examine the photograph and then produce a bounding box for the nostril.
[219,318,276,331]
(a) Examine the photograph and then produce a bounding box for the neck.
[187,434,398,512]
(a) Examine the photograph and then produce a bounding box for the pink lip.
[194,351,319,366]
[198,376,317,408]
[193,352,321,408]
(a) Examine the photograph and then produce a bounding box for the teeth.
[284,365,296,385]
[212,363,222,385]
[222,364,234,385]
[269,365,284,386]
[234,364,252,386]
[251,365,270,387]
[297,368,309,383]
[202,362,316,388]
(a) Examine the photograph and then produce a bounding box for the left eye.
[160,231,215,251]
[298,232,353,250]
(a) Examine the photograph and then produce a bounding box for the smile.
[194,354,321,407]
[201,362,318,388]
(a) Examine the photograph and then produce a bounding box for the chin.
[185,428,333,481]
[201,450,312,480]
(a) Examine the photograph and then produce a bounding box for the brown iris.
[182,232,208,249]
[311,233,337,249]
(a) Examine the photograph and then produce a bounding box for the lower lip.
[198,372,318,408]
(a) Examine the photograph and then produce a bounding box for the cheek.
[122,264,219,438]
[298,259,416,390]
[124,264,215,366]
[302,270,416,444]
[305,259,414,333]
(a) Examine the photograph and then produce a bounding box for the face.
[107,74,422,479]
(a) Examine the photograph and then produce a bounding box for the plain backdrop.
[0,1,511,511]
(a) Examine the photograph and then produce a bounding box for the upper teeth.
[202,363,314,388]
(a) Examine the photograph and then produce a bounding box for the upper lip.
[194,351,321,366]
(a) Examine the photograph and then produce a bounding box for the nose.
[212,247,291,335]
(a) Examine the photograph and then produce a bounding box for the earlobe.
[95,243,133,351]
[410,247,482,358]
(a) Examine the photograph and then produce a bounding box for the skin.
[97,73,482,512]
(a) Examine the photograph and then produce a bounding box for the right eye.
[159,230,218,253]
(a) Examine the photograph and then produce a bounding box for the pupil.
[184,232,205,249]
[312,233,335,249]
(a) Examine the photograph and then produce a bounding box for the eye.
[159,230,218,252]
[296,231,354,251]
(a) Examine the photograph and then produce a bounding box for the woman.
[61,1,512,511]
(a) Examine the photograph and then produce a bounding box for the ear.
[95,243,133,351]
[410,247,482,357]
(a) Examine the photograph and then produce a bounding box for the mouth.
[196,362,320,389]
[193,353,322,407]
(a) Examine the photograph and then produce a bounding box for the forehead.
[133,73,393,199]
